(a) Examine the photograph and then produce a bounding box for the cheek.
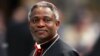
[47,22,56,27]
[47,23,57,32]
[29,23,35,30]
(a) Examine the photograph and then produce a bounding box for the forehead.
[31,7,53,16]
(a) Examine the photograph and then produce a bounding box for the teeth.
[37,30,46,32]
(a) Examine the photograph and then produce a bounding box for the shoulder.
[54,38,74,50]
[53,38,79,56]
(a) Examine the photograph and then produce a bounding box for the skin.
[29,7,60,44]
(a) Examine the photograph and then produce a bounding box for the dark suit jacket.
[30,38,79,56]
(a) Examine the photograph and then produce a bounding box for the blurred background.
[0,0,100,56]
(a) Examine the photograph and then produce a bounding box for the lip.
[36,30,46,32]
[35,30,47,33]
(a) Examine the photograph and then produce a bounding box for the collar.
[34,33,58,49]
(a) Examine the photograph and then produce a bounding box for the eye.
[44,16,52,22]
[30,17,39,23]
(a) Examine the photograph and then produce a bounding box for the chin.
[36,33,48,37]
[35,35,47,38]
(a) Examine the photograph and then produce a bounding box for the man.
[28,1,79,56]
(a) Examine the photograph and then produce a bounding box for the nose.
[37,20,45,28]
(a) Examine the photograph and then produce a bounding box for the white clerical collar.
[35,43,41,49]
[35,33,58,49]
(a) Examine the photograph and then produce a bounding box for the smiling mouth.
[36,30,46,32]
[35,30,47,33]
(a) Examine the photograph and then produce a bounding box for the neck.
[36,33,58,45]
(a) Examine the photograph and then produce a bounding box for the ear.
[56,20,60,27]
[28,21,32,28]
[28,21,30,26]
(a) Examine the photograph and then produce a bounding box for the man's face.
[29,7,60,43]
